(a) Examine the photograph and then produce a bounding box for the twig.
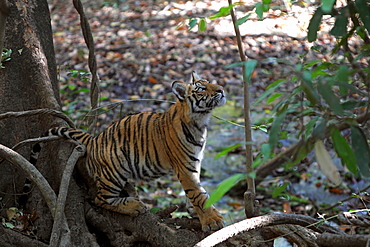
[228,0,256,218]
[0,108,75,128]
[323,184,370,211]
[50,145,86,247]
[72,0,100,133]
[0,144,71,246]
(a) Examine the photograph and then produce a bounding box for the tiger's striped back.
[30,72,226,231]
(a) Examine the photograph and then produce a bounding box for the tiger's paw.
[119,198,148,216]
[199,207,224,232]
[96,197,147,216]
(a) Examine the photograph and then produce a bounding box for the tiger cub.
[30,72,226,231]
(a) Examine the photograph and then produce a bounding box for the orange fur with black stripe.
[30,72,226,231]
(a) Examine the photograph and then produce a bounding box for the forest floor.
[48,0,369,240]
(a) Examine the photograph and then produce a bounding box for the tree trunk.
[0,0,59,220]
[0,0,94,245]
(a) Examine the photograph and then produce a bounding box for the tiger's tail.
[20,127,93,207]
[29,127,93,166]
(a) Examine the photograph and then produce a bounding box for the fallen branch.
[194,213,343,247]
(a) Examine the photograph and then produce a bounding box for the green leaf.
[188,18,198,30]
[267,92,283,104]
[253,79,286,106]
[269,111,288,148]
[293,141,314,164]
[261,143,271,162]
[209,5,233,19]
[331,128,358,175]
[330,13,349,37]
[308,8,323,42]
[341,101,367,110]
[255,3,264,19]
[312,118,327,140]
[272,182,289,198]
[321,0,336,13]
[335,66,349,95]
[75,88,90,93]
[215,143,242,159]
[68,84,76,90]
[355,0,370,35]
[305,116,320,140]
[301,71,319,105]
[351,126,370,177]
[317,81,344,116]
[199,18,207,32]
[205,173,245,208]
[236,13,252,26]
[224,61,244,69]
[149,207,161,213]
[244,60,258,84]
[215,142,253,159]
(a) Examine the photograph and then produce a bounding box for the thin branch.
[0,108,75,128]
[228,0,256,218]
[50,145,86,247]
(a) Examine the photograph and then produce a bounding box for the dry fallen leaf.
[314,140,342,186]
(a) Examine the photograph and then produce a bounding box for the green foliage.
[205,173,245,209]
[60,67,92,123]
[184,1,271,32]
[195,0,370,206]
[225,60,258,84]
[331,128,357,175]
[66,69,91,83]
[1,48,12,68]
[351,126,370,177]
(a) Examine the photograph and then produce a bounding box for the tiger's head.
[172,72,226,114]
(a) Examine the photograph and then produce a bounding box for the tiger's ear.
[172,81,187,101]
[191,71,202,83]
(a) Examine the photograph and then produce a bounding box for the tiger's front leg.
[177,168,224,231]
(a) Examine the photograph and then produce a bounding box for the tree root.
[84,203,207,247]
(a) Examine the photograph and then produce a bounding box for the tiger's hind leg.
[94,177,147,216]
